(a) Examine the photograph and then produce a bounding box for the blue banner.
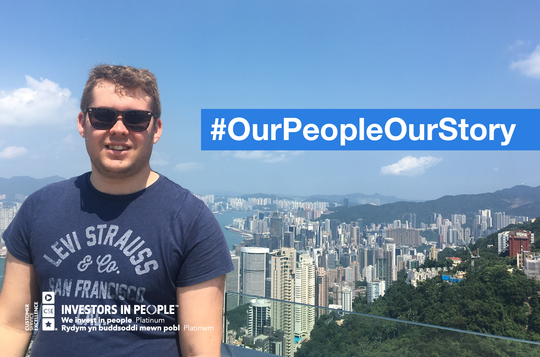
[201,109,539,150]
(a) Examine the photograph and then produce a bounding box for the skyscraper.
[330,219,340,243]
[326,251,336,270]
[270,247,296,357]
[294,254,315,339]
[342,286,353,312]
[270,208,283,250]
[283,230,294,248]
[316,268,328,308]
[241,247,270,297]
[382,238,396,291]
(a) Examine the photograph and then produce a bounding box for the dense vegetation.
[225,302,249,334]
[296,220,540,356]
[353,263,540,340]
[296,312,540,357]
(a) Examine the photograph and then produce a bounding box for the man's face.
[77,81,162,181]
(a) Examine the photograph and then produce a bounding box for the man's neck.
[89,169,160,195]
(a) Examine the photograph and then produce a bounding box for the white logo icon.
[42,306,55,318]
[42,318,55,331]
[42,292,55,304]
[42,292,55,327]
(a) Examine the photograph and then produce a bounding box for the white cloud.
[381,156,442,176]
[510,45,540,78]
[0,76,79,126]
[174,162,202,172]
[508,40,528,52]
[0,146,28,159]
[150,152,169,166]
[63,134,75,145]
[232,151,302,163]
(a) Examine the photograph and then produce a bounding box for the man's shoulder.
[154,174,205,206]
[153,175,213,223]
[24,173,86,203]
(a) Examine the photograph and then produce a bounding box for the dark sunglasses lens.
[89,109,117,129]
[123,111,151,132]
[88,109,151,131]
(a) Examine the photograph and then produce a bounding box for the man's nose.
[109,115,130,134]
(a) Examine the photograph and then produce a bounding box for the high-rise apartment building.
[478,209,492,229]
[429,245,438,261]
[408,213,417,229]
[363,265,374,283]
[294,254,315,339]
[382,238,396,291]
[350,225,359,246]
[342,286,353,312]
[270,247,296,357]
[385,228,421,246]
[311,248,322,269]
[451,214,466,227]
[332,284,342,306]
[367,280,386,304]
[498,231,510,254]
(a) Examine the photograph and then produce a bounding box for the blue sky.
[0,0,539,200]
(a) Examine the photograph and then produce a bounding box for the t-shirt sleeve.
[175,203,234,287]
[3,195,37,264]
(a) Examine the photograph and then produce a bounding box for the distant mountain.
[0,176,65,201]
[239,193,287,200]
[229,192,402,205]
[322,184,540,226]
[304,193,405,205]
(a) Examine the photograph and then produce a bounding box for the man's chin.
[90,156,151,179]
[93,163,139,178]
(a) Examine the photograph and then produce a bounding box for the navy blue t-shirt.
[4,173,233,356]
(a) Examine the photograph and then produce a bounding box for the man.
[0,64,233,356]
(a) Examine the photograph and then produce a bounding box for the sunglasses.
[85,107,155,132]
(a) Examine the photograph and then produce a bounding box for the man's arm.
[0,252,39,357]
[176,275,225,357]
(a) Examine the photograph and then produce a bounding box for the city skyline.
[1,1,540,201]
[2,173,539,354]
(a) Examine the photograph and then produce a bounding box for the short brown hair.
[80,64,161,119]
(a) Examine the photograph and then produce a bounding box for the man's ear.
[153,118,163,144]
[78,112,86,138]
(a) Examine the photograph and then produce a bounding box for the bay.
[213,210,256,250]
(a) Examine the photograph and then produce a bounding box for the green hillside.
[296,219,540,356]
